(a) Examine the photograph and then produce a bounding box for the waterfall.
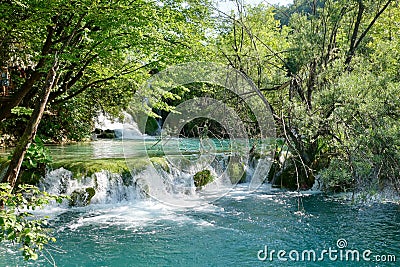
[40,168,140,205]
[39,153,255,207]
[95,112,144,139]
[95,113,124,130]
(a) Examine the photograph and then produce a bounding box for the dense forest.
[0,0,399,260]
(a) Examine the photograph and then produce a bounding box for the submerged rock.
[193,170,213,189]
[69,187,96,207]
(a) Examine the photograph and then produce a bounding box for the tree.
[216,0,397,190]
[0,0,214,188]
[319,2,400,192]
[276,0,396,190]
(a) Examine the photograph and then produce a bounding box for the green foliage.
[0,107,35,145]
[216,4,289,90]
[11,107,33,117]
[216,0,399,193]
[0,183,64,260]
[145,117,160,135]
[38,99,96,142]
[320,159,354,192]
[327,69,400,192]
[5,137,53,185]
[1,0,215,143]
[21,137,52,170]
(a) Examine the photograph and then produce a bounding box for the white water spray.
[95,112,143,139]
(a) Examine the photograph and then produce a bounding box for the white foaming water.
[38,164,228,230]
[41,168,140,205]
[29,162,287,236]
[95,113,124,130]
[40,154,256,208]
[62,199,224,231]
[35,153,270,230]
[133,161,229,207]
[95,112,144,139]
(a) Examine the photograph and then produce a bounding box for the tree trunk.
[0,71,43,121]
[0,24,57,122]
[2,60,58,189]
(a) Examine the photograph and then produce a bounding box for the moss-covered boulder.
[97,129,116,139]
[51,158,137,179]
[150,157,170,173]
[227,162,247,184]
[145,117,160,135]
[193,169,213,189]
[52,157,167,179]
[69,187,96,207]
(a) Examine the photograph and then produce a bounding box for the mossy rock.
[51,158,146,180]
[227,162,247,184]
[50,157,169,186]
[193,169,213,188]
[69,187,96,207]
[97,131,116,139]
[145,117,160,135]
[121,170,134,186]
[150,157,170,173]
[269,161,315,190]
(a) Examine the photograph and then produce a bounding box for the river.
[0,140,399,266]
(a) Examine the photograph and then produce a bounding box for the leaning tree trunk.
[2,60,58,189]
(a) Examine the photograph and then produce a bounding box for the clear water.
[0,140,399,266]
[43,138,264,160]
[1,187,399,266]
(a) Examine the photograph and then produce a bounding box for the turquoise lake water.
[1,188,399,266]
[0,140,399,266]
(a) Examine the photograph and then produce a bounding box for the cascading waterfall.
[95,112,144,139]
[41,168,141,205]
[39,154,254,207]
[114,112,143,139]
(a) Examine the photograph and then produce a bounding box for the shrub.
[0,183,64,260]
